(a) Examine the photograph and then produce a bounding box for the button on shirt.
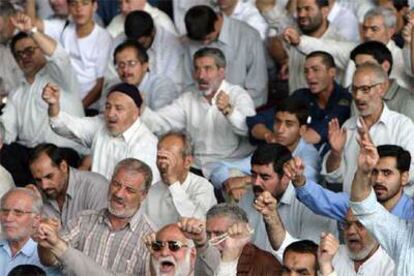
[143,172,217,229]
[239,184,338,253]
[141,80,256,169]
[50,114,160,182]
[183,16,268,107]
[42,167,109,227]
[351,190,414,276]
[0,238,58,275]
[0,44,86,153]
[61,208,155,275]
[321,105,414,194]
[295,179,414,221]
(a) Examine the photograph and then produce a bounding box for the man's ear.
[184,155,193,170]
[401,171,409,187]
[299,124,307,137]
[321,6,330,19]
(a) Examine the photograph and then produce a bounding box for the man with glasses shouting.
[321,62,414,194]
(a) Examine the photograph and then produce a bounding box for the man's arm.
[82,77,104,108]
[25,0,45,32]
[325,118,346,173]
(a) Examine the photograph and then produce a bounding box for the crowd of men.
[1,0,414,275]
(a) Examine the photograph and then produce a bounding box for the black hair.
[350,41,393,75]
[251,144,292,177]
[8,265,46,276]
[283,240,319,271]
[185,5,218,41]
[125,11,154,40]
[306,51,336,69]
[113,39,149,64]
[377,145,411,173]
[277,98,309,126]
[10,32,31,56]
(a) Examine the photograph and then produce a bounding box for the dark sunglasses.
[151,240,188,252]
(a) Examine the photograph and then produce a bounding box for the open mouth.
[160,260,175,273]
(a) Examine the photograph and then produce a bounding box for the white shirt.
[230,0,268,40]
[50,114,160,182]
[106,3,177,38]
[0,165,14,200]
[0,45,86,152]
[44,20,113,99]
[322,104,414,194]
[0,44,22,95]
[239,184,338,254]
[328,2,360,43]
[143,172,217,229]
[141,80,256,169]
[288,25,345,93]
[333,245,395,276]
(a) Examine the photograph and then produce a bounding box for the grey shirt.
[41,167,109,227]
[183,15,268,107]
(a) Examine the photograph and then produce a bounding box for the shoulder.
[239,243,282,271]
[71,168,109,185]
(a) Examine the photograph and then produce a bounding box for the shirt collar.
[0,238,37,257]
[391,192,411,216]
[279,183,295,205]
[217,15,231,45]
[120,117,143,143]
[100,207,145,232]
[65,167,76,199]
[348,104,390,130]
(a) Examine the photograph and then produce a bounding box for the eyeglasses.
[351,82,383,95]
[0,208,34,217]
[115,60,140,70]
[14,46,39,60]
[151,240,188,252]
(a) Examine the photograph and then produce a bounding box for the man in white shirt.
[143,131,216,229]
[327,0,359,42]
[120,10,184,91]
[103,39,178,111]
[183,5,268,107]
[322,63,414,194]
[215,0,268,39]
[0,14,85,187]
[107,0,176,38]
[42,82,160,182]
[238,144,338,253]
[140,47,256,172]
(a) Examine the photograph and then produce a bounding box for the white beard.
[152,249,193,276]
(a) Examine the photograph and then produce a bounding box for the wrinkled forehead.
[156,225,187,242]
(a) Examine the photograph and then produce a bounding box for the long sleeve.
[295,180,349,222]
[49,112,103,148]
[0,100,18,144]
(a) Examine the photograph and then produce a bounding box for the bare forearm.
[38,245,60,266]
[251,124,273,141]
[24,0,45,31]
[32,31,57,56]
[82,78,104,108]
[326,151,342,173]
[350,169,371,202]
[263,213,286,251]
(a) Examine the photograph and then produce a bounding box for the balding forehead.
[156,224,187,241]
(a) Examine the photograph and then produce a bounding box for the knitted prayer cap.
[107,82,143,108]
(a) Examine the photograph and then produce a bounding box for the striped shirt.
[61,207,155,275]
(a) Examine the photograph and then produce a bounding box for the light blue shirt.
[208,138,321,189]
[351,190,414,276]
[296,179,414,221]
[0,238,59,275]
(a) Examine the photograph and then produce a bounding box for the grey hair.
[355,62,388,84]
[0,1,16,18]
[112,158,153,192]
[364,7,396,29]
[193,47,226,69]
[206,203,249,223]
[158,130,193,157]
[1,188,43,214]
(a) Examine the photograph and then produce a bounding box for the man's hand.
[220,222,251,262]
[10,13,34,33]
[283,27,301,46]
[278,63,289,80]
[157,150,180,185]
[143,232,156,253]
[318,232,339,276]
[357,118,378,174]
[254,191,277,220]
[42,83,61,117]
[224,176,250,202]
[402,23,413,45]
[283,157,306,187]
[264,131,277,144]
[216,91,233,116]
[328,118,346,156]
[178,217,207,248]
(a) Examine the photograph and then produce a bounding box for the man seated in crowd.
[208,97,321,201]
[238,143,337,251]
[254,191,395,275]
[350,124,414,275]
[0,188,57,275]
[28,143,109,227]
[103,39,178,111]
[140,47,255,176]
[106,0,176,38]
[0,13,85,186]
[183,5,268,107]
[349,41,414,121]
[42,82,159,182]
[143,131,216,229]
[37,158,156,275]
[322,63,414,194]
[285,144,414,221]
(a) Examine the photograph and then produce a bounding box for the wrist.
[28,26,38,36]
[292,176,306,187]
[319,262,334,276]
[50,239,68,259]
[48,104,60,117]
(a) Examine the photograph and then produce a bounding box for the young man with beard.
[254,191,395,275]
[36,158,156,275]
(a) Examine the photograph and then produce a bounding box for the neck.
[179,171,189,184]
[108,213,131,231]
[382,190,403,211]
[8,237,30,257]
[287,138,300,153]
[316,82,334,108]
[362,104,384,129]
[76,21,94,38]
[353,244,379,271]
